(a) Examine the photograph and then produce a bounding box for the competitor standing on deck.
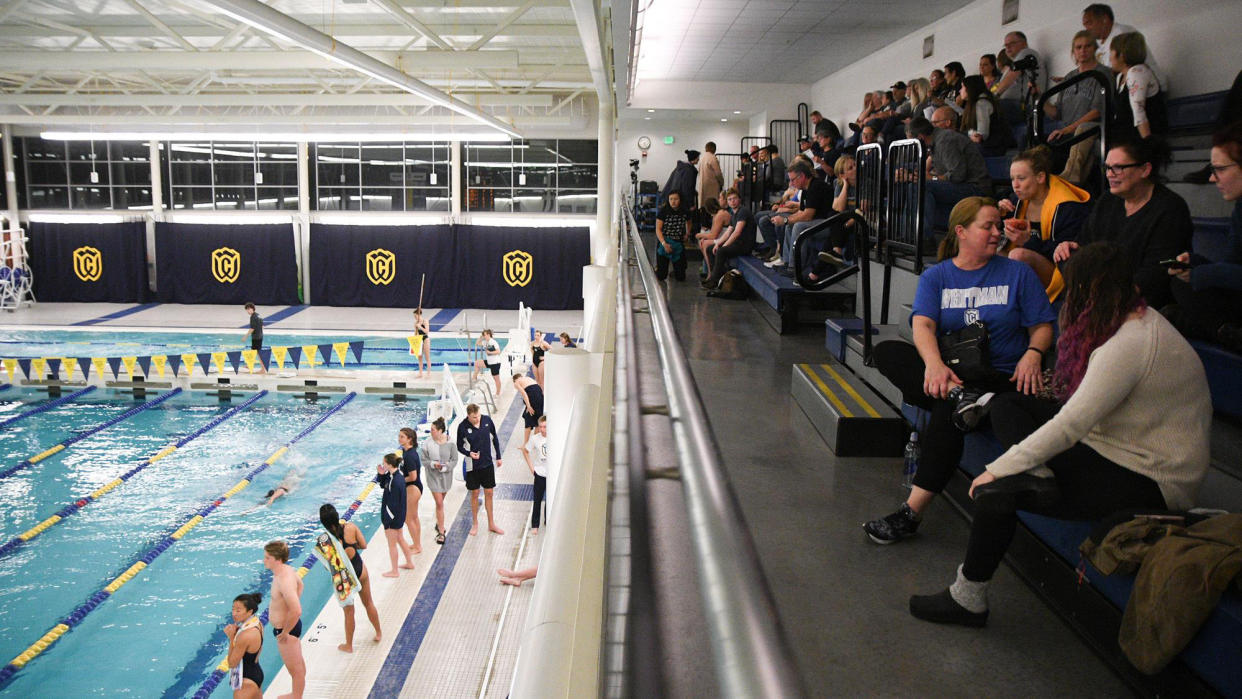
[513,372,544,448]
[243,302,267,374]
[474,329,503,396]
[376,453,415,577]
[457,403,504,537]
[398,427,423,555]
[412,309,431,379]
[264,540,304,699]
[521,416,550,535]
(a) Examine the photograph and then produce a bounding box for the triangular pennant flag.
[316,344,334,366]
[121,356,138,379]
[258,349,272,371]
[180,354,197,377]
[349,341,364,363]
[211,352,228,374]
[31,357,47,380]
[77,357,93,381]
[287,346,302,369]
[3,358,17,382]
[241,349,258,373]
[106,357,123,379]
[17,358,32,379]
[226,351,242,373]
[332,342,348,367]
[271,346,288,370]
[301,345,318,368]
[167,354,183,377]
[196,353,213,376]
[151,355,167,378]
[62,358,76,381]
[136,356,152,378]
[45,358,62,379]
[92,357,108,379]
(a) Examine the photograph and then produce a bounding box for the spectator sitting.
[908,77,935,121]
[1045,30,1112,186]
[906,240,1211,627]
[702,189,757,290]
[798,135,814,159]
[1108,31,1167,141]
[960,74,1013,156]
[754,145,774,205]
[1082,3,1165,90]
[979,54,1001,91]
[1054,138,1192,309]
[1166,121,1242,353]
[929,69,948,105]
[811,121,842,183]
[996,145,1091,301]
[809,153,859,281]
[943,61,966,108]
[697,141,724,208]
[756,165,805,261]
[994,31,1046,124]
[760,159,832,272]
[863,196,1055,546]
[696,192,731,277]
[860,123,881,147]
[909,111,992,235]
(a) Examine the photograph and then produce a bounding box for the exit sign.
[663,136,674,145]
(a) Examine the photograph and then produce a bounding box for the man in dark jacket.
[661,150,700,210]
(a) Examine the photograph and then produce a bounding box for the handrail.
[1031,69,1113,180]
[621,198,805,698]
[790,209,868,290]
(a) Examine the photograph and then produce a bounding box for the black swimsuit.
[402,446,423,493]
[272,619,302,639]
[344,531,364,579]
[532,346,545,367]
[241,642,264,687]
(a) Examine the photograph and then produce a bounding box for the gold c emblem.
[365,248,397,286]
[502,249,533,288]
[72,246,103,282]
[211,247,241,284]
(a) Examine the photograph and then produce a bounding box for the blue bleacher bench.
[730,255,852,334]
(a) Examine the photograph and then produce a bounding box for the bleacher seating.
[730,255,854,334]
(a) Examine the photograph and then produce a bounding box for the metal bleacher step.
[791,360,906,457]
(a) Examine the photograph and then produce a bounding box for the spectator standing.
[655,190,691,281]
[960,74,1012,156]
[1055,139,1192,309]
[909,111,991,235]
[457,403,505,537]
[1109,32,1167,141]
[1082,3,1165,90]
[992,50,1022,120]
[697,141,724,206]
[660,149,700,213]
[994,32,1045,123]
[521,416,550,535]
[765,145,787,203]
[1046,31,1112,185]
[703,189,756,289]
[1166,122,1242,352]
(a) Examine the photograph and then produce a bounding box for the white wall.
[630,80,811,116]
[615,117,749,199]
[808,0,1242,135]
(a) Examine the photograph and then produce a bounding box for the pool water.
[0,387,427,696]
[0,329,506,372]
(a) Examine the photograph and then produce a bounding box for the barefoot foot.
[399,562,414,570]
[412,547,422,555]
[338,643,353,653]
[489,524,505,535]
[499,576,524,587]
[497,568,517,577]
[382,570,400,578]
[530,528,538,536]
[469,524,478,536]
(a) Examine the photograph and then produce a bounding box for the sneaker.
[950,389,996,432]
[909,589,989,627]
[863,503,921,544]
[818,250,845,266]
[769,258,786,268]
[763,259,779,268]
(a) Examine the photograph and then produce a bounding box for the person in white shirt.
[521,415,550,535]
[473,328,503,396]
[1082,3,1165,90]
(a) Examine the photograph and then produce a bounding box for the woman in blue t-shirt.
[863,196,1056,545]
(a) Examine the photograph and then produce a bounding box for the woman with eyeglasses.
[1054,137,1191,309]
[1165,121,1242,352]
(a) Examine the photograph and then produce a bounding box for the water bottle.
[902,432,920,489]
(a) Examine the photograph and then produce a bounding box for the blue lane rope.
[0,392,357,689]
[0,391,267,559]
[188,467,377,699]
[0,386,97,430]
[0,389,184,481]
[0,383,10,392]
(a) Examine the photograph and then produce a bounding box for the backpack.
[708,269,747,300]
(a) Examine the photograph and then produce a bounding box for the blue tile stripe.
[366,395,528,698]
[427,308,461,332]
[72,302,161,326]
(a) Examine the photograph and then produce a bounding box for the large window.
[165,141,298,210]
[312,142,450,211]
[464,139,597,213]
[19,137,153,210]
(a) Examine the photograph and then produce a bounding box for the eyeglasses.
[1209,163,1240,175]
[1104,162,1143,175]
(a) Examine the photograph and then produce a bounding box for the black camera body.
[629,159,640,169]
[1012,54,1038,72]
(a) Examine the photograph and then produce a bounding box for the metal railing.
[739,136,772,210]
[856,143,885,255]
[1031,68,1114,185]
[618,198,805,698]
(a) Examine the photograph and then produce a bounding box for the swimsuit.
[402,446,423,493]
[344,534,364,579]
[522,383,544,429]
[271,619,302,639]
[229,616,264,691]
[532,346,545,367]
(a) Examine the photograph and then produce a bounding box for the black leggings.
[962,392,1167,582]
[656,253,686,281]
[531,474,547,528]
[872,340,1014,494]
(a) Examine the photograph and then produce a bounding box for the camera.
[1012,54,1038,72]
[629,159,640,169]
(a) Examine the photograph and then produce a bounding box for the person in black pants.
[702,189,756,289]
[655,191,691,281]
[243,302,267,374]
[521,415,549,535]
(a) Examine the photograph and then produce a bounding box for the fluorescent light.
[40,131,511,142]
[733,111,741,114]
[721,118,728,122]
[29,213,132,223]
[647,109,655,113]
[169,214,294,224]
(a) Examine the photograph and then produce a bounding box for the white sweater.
[987,311,1212,510]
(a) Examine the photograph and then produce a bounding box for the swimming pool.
[0,386,426,696]
[0,328,507,373]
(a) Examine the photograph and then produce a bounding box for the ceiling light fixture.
[733,111,741,115]
[40,131,511,143]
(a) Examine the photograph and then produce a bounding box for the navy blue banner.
[154,223,299,305]
[27,221,149,302]
[450,225,589,310]
[309,224,454,308]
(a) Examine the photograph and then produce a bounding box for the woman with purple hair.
[907,241,1213,627]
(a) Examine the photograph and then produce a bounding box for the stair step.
[791,361,907,457]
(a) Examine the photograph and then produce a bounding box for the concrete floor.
[658,275,1131,697]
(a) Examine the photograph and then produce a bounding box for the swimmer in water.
[244,470,301,513]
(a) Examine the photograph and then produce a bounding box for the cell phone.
[1159,258,1191,270]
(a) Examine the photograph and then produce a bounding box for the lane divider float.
[0,392,358,688]
[191,475,378,699]
[0,391,268,559]
[0,389,184,480]
[0,386,97,430]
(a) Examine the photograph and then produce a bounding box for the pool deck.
[1,303,574,698]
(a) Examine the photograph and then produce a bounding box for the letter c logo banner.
[72,246,103,282]
[502,250,533,287]
[211,247,241,284]
[365,248,397,286]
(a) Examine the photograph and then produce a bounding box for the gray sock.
[949,564,988,613]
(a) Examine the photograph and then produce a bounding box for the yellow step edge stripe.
[820,363,882,418]
[104,561,147,593]
[19,515,61,541]
[264,447,289,465]
[10,624,70,668]
[149,445,178,463]
[170,515,205,540]
[798,364,853,418]
[29,444,66,464]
